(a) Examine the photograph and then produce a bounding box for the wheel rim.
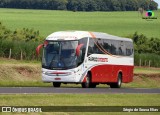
[85,75,90,88]
[118,76,122,87]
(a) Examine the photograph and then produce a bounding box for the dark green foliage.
[0,0,158,11]
[0,22,43,60]
[0,40,40,60]
[134,53,160,67]
[131,32,160,67]
[131,32,160,55]
[12,28,41,42]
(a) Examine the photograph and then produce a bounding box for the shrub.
[0,22,43,60]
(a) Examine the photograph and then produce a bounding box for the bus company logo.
[142,10,157,20]
[88,57,108,62]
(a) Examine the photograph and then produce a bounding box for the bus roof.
[46,31,132,42]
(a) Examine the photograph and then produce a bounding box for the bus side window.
[125,41,133,56]
[118,47,123,55]
[111,40,117,55]
[110,40,126,56]
[126,49,131,56]
[103,39,111,54]
[88,38,102,55]
[97,39,104,54]
[118,41,126,56]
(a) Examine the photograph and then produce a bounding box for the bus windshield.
[42,41,79,70]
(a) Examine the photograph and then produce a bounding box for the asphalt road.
[0,87,160,94]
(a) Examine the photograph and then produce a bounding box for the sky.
[154,0,160,8]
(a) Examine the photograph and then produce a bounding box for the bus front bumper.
[42,70,80,83]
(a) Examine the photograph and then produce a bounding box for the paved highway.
[0,87,160,94]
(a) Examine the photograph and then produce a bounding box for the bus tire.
[53,82,61,87]
[81,74,91,88]
[110,73,122,88]
[90,84,97,88]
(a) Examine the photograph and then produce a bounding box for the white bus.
[36,31,134,88]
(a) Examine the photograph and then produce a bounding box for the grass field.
[134,66,160,74]
[0,61,159,114]
[0,58,160,88]
[1,94,159,106]
[0,94,160,115]
[0,8,160,39]
[0,9,160,114]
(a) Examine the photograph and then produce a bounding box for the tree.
[0,0,158,11]
[120,0,127,11]
[67,0,79,11]
[111,0,121,11]
[149,0,158,10]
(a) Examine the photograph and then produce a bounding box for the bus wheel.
[81,74,91,88]
[90,84,96,88]
[110,73,122,88]
[53,82,61,87]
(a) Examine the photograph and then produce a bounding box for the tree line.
[0,0,158,11]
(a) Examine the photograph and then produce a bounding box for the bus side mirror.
[36,41,48,56]
[76,44,84,57]
[36,44,43,56]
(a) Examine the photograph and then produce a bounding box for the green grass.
[124,76,160,88]
[0,8,159,38]
[1,94,159,106]
[134,67,160,74]
[0,94,159,115]
[0,59,159,114]
[0,9,160,115]
[0,58,160,88]
[0,58,40,64]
